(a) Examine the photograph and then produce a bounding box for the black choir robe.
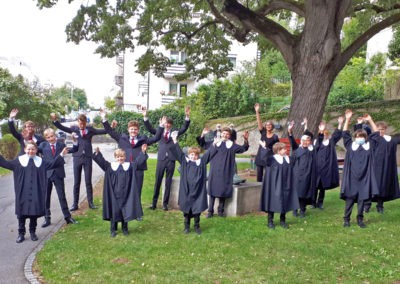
[0,154,65,217]
[169,143,217,214]
[314,129,342,190]
[340,131,379,201]
[369,133,400,202]
[289,136,317,203]
[260,154,299,213]
[207,140,249,198]
[93,151,148,222]
[255,129,279,167]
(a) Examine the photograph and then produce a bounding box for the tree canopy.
[37,0,400,135]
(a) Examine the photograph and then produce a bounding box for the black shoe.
[343,220,350,227]
[358,221,366,228]
[183,228,190,234]
[194,227,202,235]
[149,205,156,210]
[88,202,97,209]
[218,212,226,217]
[293,210,299,217]
[65,217,78,224]
[377,207,384,214]
[299,211,306,218]
[162,205,169,211]
[137,216,143,221]
[317,204,324,210]
[30,233,38,241]
[267,222,275,229]
[41,217,51,228]
[206,212,213,218]
[280,221,289,229]
[110,231,117,238]
[122,229,129,236]
[364,208,370,214]
[310,204,316,209]
[16,234,25,243]
[70,205,79,212]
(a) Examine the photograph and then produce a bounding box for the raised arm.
[343,109,352,132]
[8,108,22,140]
[363,114,377,133]
[254,103,263,131]
[287,121,299,150]
[92,147,110,172]
[51,113,74,134]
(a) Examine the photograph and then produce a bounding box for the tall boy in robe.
[169,132,217,234]
[93,146,148,237]
[341,110,379,228]
[0,141,69,243]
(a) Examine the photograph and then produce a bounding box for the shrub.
[0,134,19,159]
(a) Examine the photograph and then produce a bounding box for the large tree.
[37,0,400,135]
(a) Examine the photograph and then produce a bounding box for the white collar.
[185,157,201,166]
[273,154,290,164]
[111,162,130,171]
[18,154,42,167]
[351,141,370,151]
[322,139,330,146]
[383,135,391,142]
[215,140,233,149]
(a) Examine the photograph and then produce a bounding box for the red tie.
[131,138,135,147]
[51,144,55,156]
[81,129,86,137]
[164,131,169,142]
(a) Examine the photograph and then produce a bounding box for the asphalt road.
[0,143,115,284]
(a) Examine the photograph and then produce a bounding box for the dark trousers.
[313,188,325,207]
[344,198,365,221]
[135,170,144,202]
[152,159,175,207]
[267,211,286,223]
[110,221,128,232]
[184,210,200,229]
[256,165,264,182]
[72,156,93,206]
[364,198,384,211]
[299,198,307,213]
[208,196,226,214]
[18,216,38,235]
[45,176,71,218]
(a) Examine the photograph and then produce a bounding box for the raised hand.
[185,106,191,117]
[254,103,260,113]
[95,147,100,154]
[111,120,118,128]
[259,140,266,148]
[318,121,326,132]
[143,109,148,118]
[9,108,19,119]
[201,127,210,136]
[61,147,69,155]
[345,109,353,120]
[99,108,106,120]
[141,144,148,152]
[243,130,249,141]
[50,112,57,121]
[338,116,344,124]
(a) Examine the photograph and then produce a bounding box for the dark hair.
[77,114,87,122]
[354,129,367,139]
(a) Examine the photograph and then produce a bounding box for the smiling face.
[25,143,38,157]
[114,149,126,164]
[300,136,311,148]
[44,129,57,144]
[128,126,139,137]
[24,121,35,136]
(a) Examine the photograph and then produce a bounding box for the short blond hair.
[43,128,55,137]
[114,148,126,159]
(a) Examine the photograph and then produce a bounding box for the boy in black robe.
[0,141,68,243]
[341,110,379,228]
[261,142,299,229]
[288,121,317,218]
[169,132,217,234]
[93,146,148,237]
[206,127,249,218]
[362,116,400,213]
[312,118,343,209]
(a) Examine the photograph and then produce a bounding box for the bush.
[0,134,19,159]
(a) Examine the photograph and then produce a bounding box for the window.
[180,84,187,97]
[169,83,187,97]
[170,50,186,65]
[228,56,237,68]
[169,83,178,96]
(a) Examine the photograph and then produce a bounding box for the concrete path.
[0,143,115,284]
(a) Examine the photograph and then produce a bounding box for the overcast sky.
[0,0,117,108]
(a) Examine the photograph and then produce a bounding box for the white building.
[117,40,259,111]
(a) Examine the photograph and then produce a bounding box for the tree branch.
[256,0,305,17]
[339,12,400,73]
[158,21,219,40]
[353,3,400,14]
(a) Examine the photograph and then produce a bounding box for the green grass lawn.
[35,160,400,283]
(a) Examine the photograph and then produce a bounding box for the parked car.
[56,130,67,143]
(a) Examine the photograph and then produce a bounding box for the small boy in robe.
[0,141,68,243]
[169,132,217,234]
[93,146,148,237]
[261,142,299,229]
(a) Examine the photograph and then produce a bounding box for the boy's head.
[221,127,231,141]
[300,134,312,148]
[264,121,274,131]
[165,117,173,131]
[24,121,36,136]
[114,148,126,164]
[376,121,387,136]
[77,114,87,130]
[273,142,287,156]
[43,128,57,144]
[127,120,140,137]
[354,129,367,145]
[323,129,330,139]
[24,141,38,157]
[187,147,200,161]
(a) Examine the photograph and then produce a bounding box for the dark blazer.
[143,118,190,161]
[38,141,78,179]
[102,120,162,169]
[8,120,45,154]
[53,120,107,158]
